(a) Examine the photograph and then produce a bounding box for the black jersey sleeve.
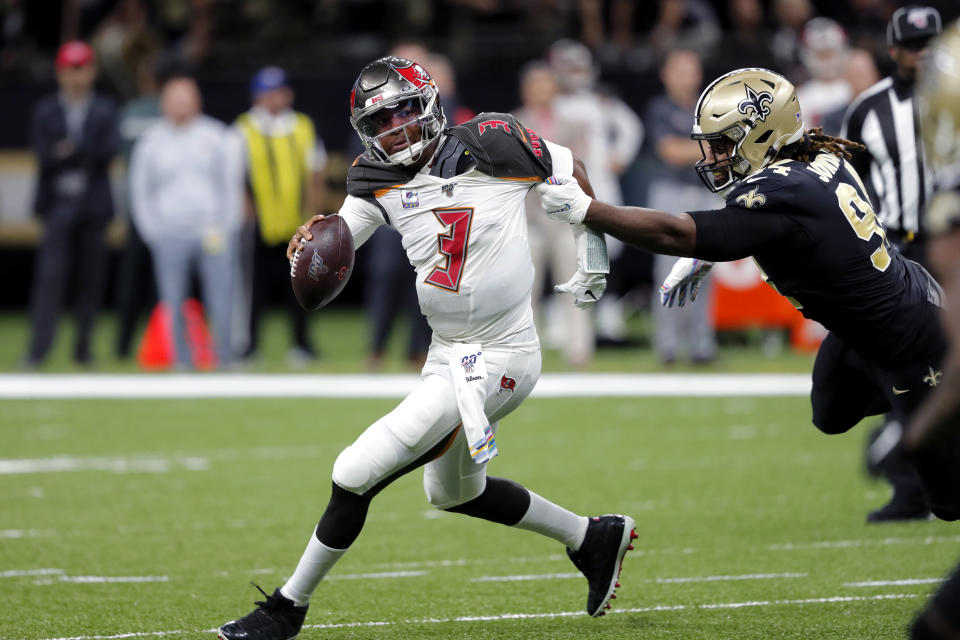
[689,207,809,262]
[446,112,554,179]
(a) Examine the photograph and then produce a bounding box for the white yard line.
[845,578,944,587]
[769,536,960,551]
[370,554,566,570]
[0,568,64,578]
[55,576,169,584]
[327,570,428,581]
[470,572,581,582]
[472,572,807,584]
[0,528,56,539]
[655,572,807,584]
[0,373,811,399]
[37,593,921,640]
[0,456,209,475]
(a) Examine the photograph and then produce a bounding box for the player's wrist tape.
[577,227,609,274]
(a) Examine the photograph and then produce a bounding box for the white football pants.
[332,336,541,508]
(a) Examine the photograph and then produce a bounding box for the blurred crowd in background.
[2,0,958,371]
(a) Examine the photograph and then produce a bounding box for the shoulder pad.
[346,153,417,199]
[446,112,553,179]
[725,160,809,211]
[429,136,472,179]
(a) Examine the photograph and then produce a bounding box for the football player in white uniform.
[217,56,636,640]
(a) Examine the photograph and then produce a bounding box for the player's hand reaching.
[535,175,592,224]
[659,258,713,307]
[555,270,606,310]
[287,214,327,261]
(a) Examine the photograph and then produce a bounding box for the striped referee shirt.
[840,75,933,236]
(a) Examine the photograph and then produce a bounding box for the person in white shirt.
[217,56,637,640]
[795,18,852,132]
[513,60,595,367]
[547,39,643,342]
[129,75,243,369]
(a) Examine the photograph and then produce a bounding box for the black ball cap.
[888,5,942,47]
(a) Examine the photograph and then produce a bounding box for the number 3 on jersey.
[425,207,474,292]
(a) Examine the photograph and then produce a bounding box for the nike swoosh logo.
[745,176,767,183]
[892,387,910,395]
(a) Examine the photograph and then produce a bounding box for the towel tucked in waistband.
[449,342,498,464]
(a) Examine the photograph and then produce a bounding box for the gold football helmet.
[691,68,805,193]
[919,20,960,190]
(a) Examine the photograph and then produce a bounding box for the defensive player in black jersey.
[906,26,960,640]
[537,67,960,524]
[216,57,635,640]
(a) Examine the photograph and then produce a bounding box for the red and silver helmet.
[349,56,446,166]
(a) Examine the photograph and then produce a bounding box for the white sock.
[279,533,347,606]
[513,491,589,550]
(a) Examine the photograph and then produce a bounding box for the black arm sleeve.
[689,207,806,261]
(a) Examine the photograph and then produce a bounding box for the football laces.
[289,237,306,277]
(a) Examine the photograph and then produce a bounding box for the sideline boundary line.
[0,373,811,399]
[37,593,919,640]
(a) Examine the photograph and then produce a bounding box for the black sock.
[314,483,373,549]
[444,476,531,526]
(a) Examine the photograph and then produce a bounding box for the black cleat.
[567,514,637,617]
[218,585,307,640]
[867,497,932,523]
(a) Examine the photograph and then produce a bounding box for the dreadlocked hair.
[779,127,866,163]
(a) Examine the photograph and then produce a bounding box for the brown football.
[290,216,355,311]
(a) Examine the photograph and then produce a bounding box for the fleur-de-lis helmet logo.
[737,85,774,123]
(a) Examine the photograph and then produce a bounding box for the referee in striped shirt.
[840,5,942,523]
[842,5,942,267]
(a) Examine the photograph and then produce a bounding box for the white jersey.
[797,79,852,130]
[337,113,575,348]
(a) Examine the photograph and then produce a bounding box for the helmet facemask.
[692,124,751,193]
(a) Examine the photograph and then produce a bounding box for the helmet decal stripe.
[396,63,432,89]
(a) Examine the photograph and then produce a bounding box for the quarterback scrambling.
[537,67,960,524]
[216,56,635,640]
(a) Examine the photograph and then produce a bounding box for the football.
[289,215,355,311]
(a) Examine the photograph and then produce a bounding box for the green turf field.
[2,395,956,639]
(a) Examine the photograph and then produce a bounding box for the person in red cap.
[24,41,119,367]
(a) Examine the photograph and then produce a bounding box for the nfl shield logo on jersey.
[442,182,456,197]
[461,352,479,374]
[401,189,420,209]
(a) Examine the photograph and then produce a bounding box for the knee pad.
[331,419,405,495]
[331,444,376,495]
[423,463,486,510]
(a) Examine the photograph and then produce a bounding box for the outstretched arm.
[536,174,696,256]
[536,175,802,262]
[584,200,698,257]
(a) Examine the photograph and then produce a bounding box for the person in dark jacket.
[25,41,119,367]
